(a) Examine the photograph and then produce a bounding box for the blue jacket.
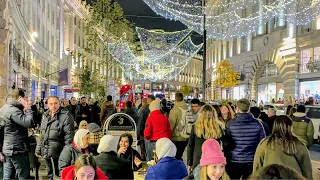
[145,157,188,180]
[226,113,265,162]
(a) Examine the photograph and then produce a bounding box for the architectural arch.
[250,48,298,102]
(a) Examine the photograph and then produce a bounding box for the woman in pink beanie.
[193,139,230,180]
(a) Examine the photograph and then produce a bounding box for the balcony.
[299,60,320,74]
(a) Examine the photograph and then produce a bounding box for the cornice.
[65,0,89,19]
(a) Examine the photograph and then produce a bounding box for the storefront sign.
[103,113,138,149]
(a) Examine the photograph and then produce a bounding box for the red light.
[120,102,125,107]
[124,86,127,88]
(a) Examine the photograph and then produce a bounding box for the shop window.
[260,62,278,78]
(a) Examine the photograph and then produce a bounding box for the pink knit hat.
[200,139,226,166]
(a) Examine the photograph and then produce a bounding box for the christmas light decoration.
[136,27,192,61]
[142,0,320,39]
[107,28,203,81]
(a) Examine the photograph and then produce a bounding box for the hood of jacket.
[173,101,188,109]
[293,112,307,118]
[61,165,108,180]
[7,100,24,110]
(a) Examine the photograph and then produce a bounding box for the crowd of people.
[0,88,316,180]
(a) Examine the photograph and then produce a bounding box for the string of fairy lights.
[142,0,320,39]
[107,27,202,81]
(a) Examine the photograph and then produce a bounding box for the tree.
[180,84,193,97]
[80,0,135,100]
[213,60,240,99]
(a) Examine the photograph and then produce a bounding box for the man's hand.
[81,114,87,118]
[188,166,192,172]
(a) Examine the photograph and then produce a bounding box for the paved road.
[310,144,320,179]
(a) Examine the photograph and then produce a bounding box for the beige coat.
[168,101,188,141]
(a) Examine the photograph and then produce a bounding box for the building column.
[0,0,8,107]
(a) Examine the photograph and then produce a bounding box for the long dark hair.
[267,115,299,155]
[117,133,133,150]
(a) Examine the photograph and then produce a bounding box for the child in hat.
[193,139,230,180]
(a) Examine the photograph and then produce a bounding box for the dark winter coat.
[58,143,96,173]
[66,104,80,120]
[187,125,225,170]
[77,104,93,124]
[124,107,139,125]
[118,147,143,171]
[35,108,74,159]
[225,113,265,162]
[0,100,34,156]
[94,151,134,179]
[137,105,150,140]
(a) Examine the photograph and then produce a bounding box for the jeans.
[3,153,30,180]
[172,141,188,161]
[45,158,59,180]
[145,140,156,161]
[227,162,253,180]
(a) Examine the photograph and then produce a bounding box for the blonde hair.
[200,166,230,180]
[195,105,225,139]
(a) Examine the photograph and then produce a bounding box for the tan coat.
[253,138,313,179]
[168,101,188,141]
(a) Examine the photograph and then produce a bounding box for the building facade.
[0,0,124,107]
[62,0,124,99]
[206,0,320,103]
[132,55,203,100]
[1,0,62,107]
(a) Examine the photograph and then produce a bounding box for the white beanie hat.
[97,135,118,153]
[149,98,161,112]
[156,138,177,160]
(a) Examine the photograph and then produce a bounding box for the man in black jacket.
[35,96,74,180]
[137,95,155,161]
[0,88,34,179]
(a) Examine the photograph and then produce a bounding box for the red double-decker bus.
[119,84,135,109]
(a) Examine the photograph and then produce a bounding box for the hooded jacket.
[253,138,313,179]
[0,100,34,156]
[144,110,172,141]
[145,138,187,179]
[168,101,188,141]
[225,113,265,162]
[61,165,108,180]
[291,112,314,148]
[35,108,74,159]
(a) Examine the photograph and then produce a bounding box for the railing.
[299,60,320,74]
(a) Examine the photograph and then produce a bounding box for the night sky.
[86,0,203,45]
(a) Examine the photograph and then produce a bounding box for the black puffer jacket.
[0,101,34,156]
[35,108,74,159]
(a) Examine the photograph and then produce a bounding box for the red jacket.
[61,165,108,180]
[144,110,172,141]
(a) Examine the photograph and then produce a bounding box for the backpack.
[177,107,196,139]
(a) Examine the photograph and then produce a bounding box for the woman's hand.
[117,147,127,156]
[134,156,142,167]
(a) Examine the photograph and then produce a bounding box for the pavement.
[32,144,320,180]
[310,144,320,179]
